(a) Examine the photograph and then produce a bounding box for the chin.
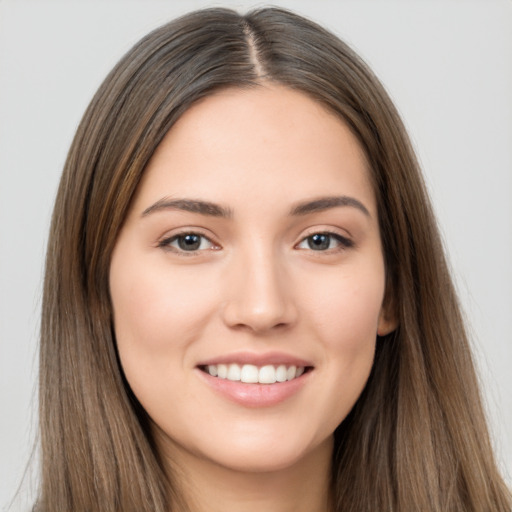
[213,449,305,474]
[192,429,334,475]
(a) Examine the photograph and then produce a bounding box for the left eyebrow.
[141,198,233,218]
[289,196,371,217]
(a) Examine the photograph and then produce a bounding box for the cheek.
[111,261,215,352]
[109,261,216,424]
[302,262,386,349]
[297,259,385,422]
[109,253,220,411]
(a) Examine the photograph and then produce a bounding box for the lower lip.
[196,369,311,408]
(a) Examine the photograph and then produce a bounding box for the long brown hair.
[38,7,511,511]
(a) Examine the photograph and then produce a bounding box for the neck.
[161,436,334,512]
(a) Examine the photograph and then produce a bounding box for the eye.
[296,232,353,251]
[159,232,217,253]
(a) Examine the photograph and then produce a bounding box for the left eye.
[162,233,215,252]
[296,232,352,251]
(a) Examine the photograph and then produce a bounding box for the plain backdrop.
[1,0,511,508]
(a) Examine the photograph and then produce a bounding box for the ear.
[377,311,397,337]
[377,301,398,337]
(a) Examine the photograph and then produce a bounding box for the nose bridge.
[222,238,296,332]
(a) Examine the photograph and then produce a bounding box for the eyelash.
[158,230,354,255]
[158,231,218,254]
[296,232,354,252]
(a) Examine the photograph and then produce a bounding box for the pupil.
[178,234,201,251]
[308,234,330,250]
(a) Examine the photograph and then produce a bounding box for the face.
[110,85,394,475]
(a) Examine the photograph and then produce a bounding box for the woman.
[37,7,511,511]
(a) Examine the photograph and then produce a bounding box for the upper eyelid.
[158,230,219,252]
[297,226,353,242]
[296,232,353,248]
[159,227,216,242]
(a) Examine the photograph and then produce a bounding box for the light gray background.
[1,0,511,508]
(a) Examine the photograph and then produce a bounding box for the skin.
[109,84,395,512]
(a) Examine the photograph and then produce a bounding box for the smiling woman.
[35,7,511,512]
[109,85,394,487]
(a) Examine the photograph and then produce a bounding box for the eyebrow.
[141,198,233,218]
[289,196,371,217]
[141,195,370,219]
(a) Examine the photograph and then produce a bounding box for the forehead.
[131,84,376,218]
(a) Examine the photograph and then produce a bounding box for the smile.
[201,364,306,384]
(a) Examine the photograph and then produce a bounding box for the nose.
[221,246,298,334]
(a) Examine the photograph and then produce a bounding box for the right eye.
[159,232,217,253]
[295,232,353,252]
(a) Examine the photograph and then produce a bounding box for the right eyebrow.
[289,195,371,218]
[141,198,233,218]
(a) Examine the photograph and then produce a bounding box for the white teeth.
[286,365,297,381]
[217,364,227,379]
[227,364,241,381]
[276,365,287,382]
[259,365,277,384]
[204,363,307,384]
[240,364,259,383]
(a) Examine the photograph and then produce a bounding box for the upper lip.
[197,351,314,368]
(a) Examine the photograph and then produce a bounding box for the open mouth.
[199,364,312,384]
